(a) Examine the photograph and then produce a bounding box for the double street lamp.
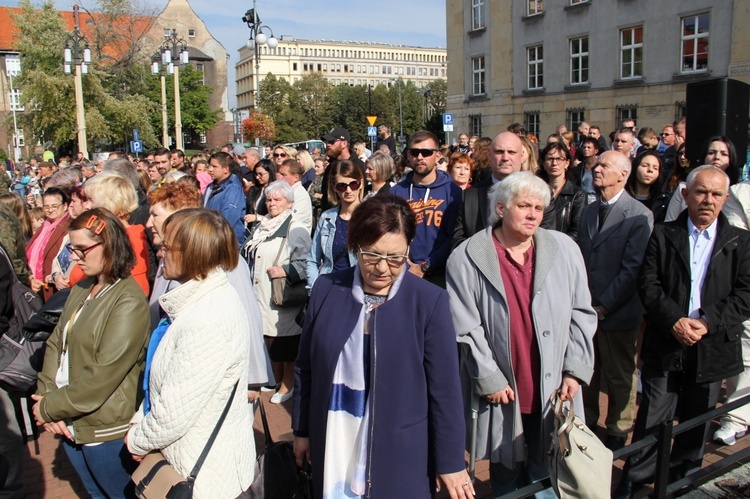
[242,0,278,126]
[389,77,404,144]
[151,29,189,150]
[63,4,91,159]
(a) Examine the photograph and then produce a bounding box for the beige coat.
[250,214,311,337]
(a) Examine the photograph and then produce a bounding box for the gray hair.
[264,179,295,204]
[685,164,730,191]
[104,158,141,191]
[46,168,82,190]
[488,171,551,226]
[166,170,187,182]
[366,151,394,182]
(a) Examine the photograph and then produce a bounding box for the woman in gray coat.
[446,171,597,497]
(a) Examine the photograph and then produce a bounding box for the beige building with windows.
[446,0,750,141]
[236,37,447,111]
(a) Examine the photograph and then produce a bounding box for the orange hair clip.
[85,215,107,235]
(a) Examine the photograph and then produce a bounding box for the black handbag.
[248,399,312,498]
[23,287,71,342]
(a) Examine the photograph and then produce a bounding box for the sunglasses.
[273,152,287,158]
[407,148,438,158]
[334,180,361,192]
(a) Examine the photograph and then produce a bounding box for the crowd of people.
[0,115,749,498]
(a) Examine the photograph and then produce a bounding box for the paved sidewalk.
[19,390,750,498]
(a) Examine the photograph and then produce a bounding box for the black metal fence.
[490,393,750,498]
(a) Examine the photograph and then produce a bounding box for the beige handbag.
[547,389,613,498]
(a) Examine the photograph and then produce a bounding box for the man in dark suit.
[616,165,750,498]
[578,150,653,450]
[452,132,555,248]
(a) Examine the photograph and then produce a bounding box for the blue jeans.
[490,412,557,499]
[62,437,135,499]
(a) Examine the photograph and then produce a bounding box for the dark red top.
[493,233,541,414]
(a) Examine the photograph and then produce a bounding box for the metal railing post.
[653,420,674,499]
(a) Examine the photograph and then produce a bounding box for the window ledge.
[522,88,546,95]
[672,70,711,82]
[468,27,486,36]
[522,12,545,21]
[564,83,591,92]
[466,94,490,103]
[614,77,645,87]
[565,1,591,11]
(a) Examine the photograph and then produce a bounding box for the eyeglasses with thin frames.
[358,249,409,268]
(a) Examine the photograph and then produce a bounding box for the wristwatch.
[420,261,432,275]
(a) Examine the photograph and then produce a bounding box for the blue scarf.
[143,317,171,415]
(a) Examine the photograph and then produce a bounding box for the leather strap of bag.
[257,398,275,448]
[187,380,239,480]
[272,215,293,268]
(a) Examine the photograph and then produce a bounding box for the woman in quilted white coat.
[126,209,254,498]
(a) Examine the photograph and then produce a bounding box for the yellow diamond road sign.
[367,116,377,126]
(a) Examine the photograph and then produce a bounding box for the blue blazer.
[293,267,466,498]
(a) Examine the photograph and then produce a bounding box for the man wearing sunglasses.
[320,127,365,211]
[390,130,461,286]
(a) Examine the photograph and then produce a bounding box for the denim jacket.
[305,207,357,293]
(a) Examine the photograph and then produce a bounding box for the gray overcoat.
[446,226,596,468]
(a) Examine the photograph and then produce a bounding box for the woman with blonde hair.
[520,136,539,174]
[84,173,150,295]
[297,149,317,189]
[364,151,394,199]
[272,144,297,170]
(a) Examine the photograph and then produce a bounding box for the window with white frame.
[199,132,207,144]
[566,109,585,137]
[569,0,588,4]
[527,45,543,90]
[472,56,485,95]
[470,114,482,136]
[9,89,23,111]
[188,29,196,38]
[524,112,540,139]
[569,36,589,85]
[195,63,205,85]
[527,0,543,16]
[681,13,709,73]
[471,0,485,30]
[620,26,643,79]
[5,54,21,77]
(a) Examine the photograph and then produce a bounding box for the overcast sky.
[1,0,448,108]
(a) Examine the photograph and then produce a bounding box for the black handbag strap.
[257,398,275,448]
[187,379,239,480]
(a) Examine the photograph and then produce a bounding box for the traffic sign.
[367,126,377,137]
[367,116,377,126]
[443,124,454,132]
[130,140,143,154]
[442,113,454,125]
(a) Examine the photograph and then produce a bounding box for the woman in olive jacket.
[32,208,150,499]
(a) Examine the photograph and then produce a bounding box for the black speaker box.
[686,78,749,172]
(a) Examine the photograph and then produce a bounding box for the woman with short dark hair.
[294,194,473,498]
[32,208,150,499]
[126,209,255,497]
[537,142,587,240]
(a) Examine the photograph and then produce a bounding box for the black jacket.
[554,181,587,241]
[452,176,557,249]
[638,212,750,382]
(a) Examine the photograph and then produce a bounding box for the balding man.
[452,132,555,248]
[617,166,750,497]
[578,151,653,451]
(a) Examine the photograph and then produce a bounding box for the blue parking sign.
[443,113,454,125]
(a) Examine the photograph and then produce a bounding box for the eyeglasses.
[334,180,362,192]
[660,132,674,137]
[326,139,341,145]
[407,148,438,158]
[65,242,102,260]
[545,156,568,163]
[359,250,409,268]
[42,204,63,212]
[273,152,287,158]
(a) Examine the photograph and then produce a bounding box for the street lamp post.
[63,4,91,160]
[7,68,21,162]
[242,1,278,148]
[154,29,189,150]
[422,88,432,127]
[151,52,170,148]
[390,77,404,144]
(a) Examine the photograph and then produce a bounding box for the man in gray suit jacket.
[578,150,654,450]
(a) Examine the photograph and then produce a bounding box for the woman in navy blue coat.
[293,195,472,498]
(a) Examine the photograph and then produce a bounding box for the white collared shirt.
[687,217,718,319]
[600,188,625,206]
